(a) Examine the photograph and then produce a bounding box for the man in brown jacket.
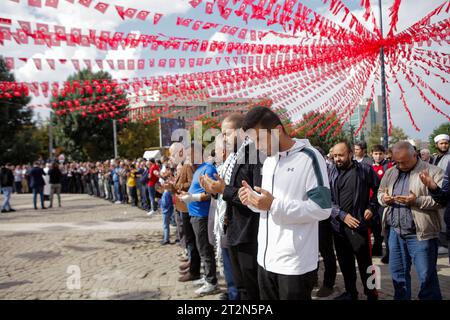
[168,142,201,282]
[377,141,444,300]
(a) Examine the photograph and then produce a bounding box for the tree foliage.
[51,69,128,161]
[428,122,450,154]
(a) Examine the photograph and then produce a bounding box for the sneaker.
[179,255,189,262]
[160,240,170,245]
[438,246,448,255]
[192,277,206,287]
[195,282,218,296]
[381,255,389,264]
[8,208,16,212]
[1,209,7,213]
[315,286,334,298]
[147,210,156,216]
[115,201,122,204]
[178,273,201,282]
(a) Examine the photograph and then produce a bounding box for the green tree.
[291,110,349,154]
[367,124,408,152]
[428,122,450,154]
[51,69,128,161]
[0,57,40,164]
[118,121,160,159]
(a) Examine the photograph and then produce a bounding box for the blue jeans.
[162,207,173,242]
[388,228,442,300]
[113,181,122,202]
[32,186,45,209]
[1,186,13,211]
[140,184,149,210]
[148,186,157,211]
[222,247,240,300]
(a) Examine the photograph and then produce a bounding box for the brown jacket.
[377,159,444,241]
[172,163,193,213]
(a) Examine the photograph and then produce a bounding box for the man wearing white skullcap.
[431,133,450,255]
[432,134,450,170]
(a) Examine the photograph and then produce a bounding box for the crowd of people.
[1,107,449,301]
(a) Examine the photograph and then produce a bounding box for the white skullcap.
[434,134,450,143]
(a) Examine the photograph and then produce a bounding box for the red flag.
[221,7,232,19]
[18,57,28,63]
[78,0,92,8]
[189,0,201,8]
[106,59,114,69]
[115,5,125,19]
[46,59,55,70]
[28,0,42,7]
[137,59,145,69]
[136,10,150,21]
[0,18,12,25]
[84,59,92,70]
[45,0,58,8]
[124,8,137,19]
[118,60,125,70]
[205,2,214,14]
[158,59,167,67]
[127,59,135,70]
[153,13,163,25]
[95,59,103,69]
[94,2,109,13]
[192,20,203,30]
[33,58,42,70]
[179,58,186,67]
[169,59,176,68]
[59,59,67,64]
[54,25,66,38]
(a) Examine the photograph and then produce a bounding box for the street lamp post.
[378,0,389,150]
[113,119,118,159]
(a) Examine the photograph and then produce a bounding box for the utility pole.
[378,0,389,150]
[113,119,118,159]
[48,111,53,161]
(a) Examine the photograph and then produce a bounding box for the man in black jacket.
[29,161,47,210]
[1,163,15,213]
[329,141,380,300]
[200,113,264,300]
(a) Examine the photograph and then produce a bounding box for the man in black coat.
[329,141,380,300]
[200,113,264,300]
[29,161,47,210]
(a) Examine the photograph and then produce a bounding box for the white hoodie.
[249,139,332,276]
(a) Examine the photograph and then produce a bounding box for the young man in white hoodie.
[238,107,332,300]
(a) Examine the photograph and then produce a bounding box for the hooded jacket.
[248,139,332,276]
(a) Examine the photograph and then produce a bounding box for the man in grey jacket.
[378,141,444,300]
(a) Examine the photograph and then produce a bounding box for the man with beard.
[329,141,380,300]
[200,113,263,300]
[431,134,450,255]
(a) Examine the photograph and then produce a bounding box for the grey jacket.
[377,159,444,241]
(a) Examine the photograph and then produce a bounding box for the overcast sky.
[0,0,448,140]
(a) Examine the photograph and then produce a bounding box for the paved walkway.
[0,194,449,300]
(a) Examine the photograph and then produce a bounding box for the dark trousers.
[140,184,149,210]
[14,181,22,193]
[181,212,200,276]
[175,210,185,247]
[191,216,217,285]
[120,181,128,203]
[128,186,138,206]
[333,227,378,299]
[32,186,45,209]
[258,265,317,300]
[229,242,259,300]
[319,218,337,289]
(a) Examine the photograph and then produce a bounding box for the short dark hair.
[149,158,155,164]
[223,113,243,129]
[371,144,385,153]
[355,141,367,150]
[335,140,353,153]
[242,107,284,131]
